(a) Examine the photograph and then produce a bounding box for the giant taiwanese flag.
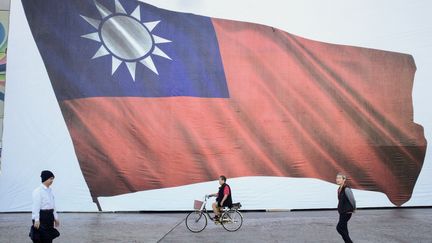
[22,0,426,206]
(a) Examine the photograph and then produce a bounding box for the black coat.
[217,183,233,207]
[338,186,354,214]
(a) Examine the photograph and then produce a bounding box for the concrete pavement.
[1,208,431,242]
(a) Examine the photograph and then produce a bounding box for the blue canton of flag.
[22,0,229,100]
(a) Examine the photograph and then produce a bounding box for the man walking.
[31,170,60,243]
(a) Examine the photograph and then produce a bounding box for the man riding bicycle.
[208,175,232,221]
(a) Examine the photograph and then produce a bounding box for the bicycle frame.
[196,196,218,221]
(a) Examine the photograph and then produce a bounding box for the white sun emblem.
[80,0,172,80]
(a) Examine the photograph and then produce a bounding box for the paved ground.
[1,208,431,242]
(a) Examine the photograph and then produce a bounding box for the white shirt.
[32,184,58,221]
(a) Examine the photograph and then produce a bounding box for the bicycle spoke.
[221,209,243,232]
[185,211,207,233]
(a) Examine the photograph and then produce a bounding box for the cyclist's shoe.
[213,215,221,224]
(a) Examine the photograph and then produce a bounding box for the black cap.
[41,170,55,183]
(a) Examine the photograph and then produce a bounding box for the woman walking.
[336,172,356,243]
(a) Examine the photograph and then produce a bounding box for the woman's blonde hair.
[337,172,347,180]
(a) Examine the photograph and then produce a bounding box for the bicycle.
[185,195,243,233]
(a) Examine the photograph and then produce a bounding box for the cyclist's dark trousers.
[336,213,353,243]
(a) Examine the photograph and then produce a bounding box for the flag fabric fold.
[22,0,426,206]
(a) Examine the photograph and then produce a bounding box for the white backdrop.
[0,0,431,211]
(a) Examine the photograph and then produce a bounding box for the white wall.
[1,0,431,211]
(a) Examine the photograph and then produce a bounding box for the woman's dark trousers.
[337,213,353,243]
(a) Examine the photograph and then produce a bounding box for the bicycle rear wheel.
[185,211,207,233]
[221,209,243,232]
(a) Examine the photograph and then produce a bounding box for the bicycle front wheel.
[185,211,208,233]
[221,209,243,232]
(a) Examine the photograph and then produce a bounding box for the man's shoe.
[214,215,221,224]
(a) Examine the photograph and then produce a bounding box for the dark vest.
[338,186,354,214]
[217,183,233,207]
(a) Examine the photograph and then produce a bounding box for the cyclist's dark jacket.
[217,183,232,207]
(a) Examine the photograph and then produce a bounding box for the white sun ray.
[92,46,110,59]
[144,21,160,32]
[81,32,101,42]
[114,0,127,14]
[152,46,172,60]
[80,15,100,29]
[140,56,158,75]
[112,57,122,75]
[131,6,141,20]
[126,62,137,80]
[153,35,171,44]
[94,0,112,18]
